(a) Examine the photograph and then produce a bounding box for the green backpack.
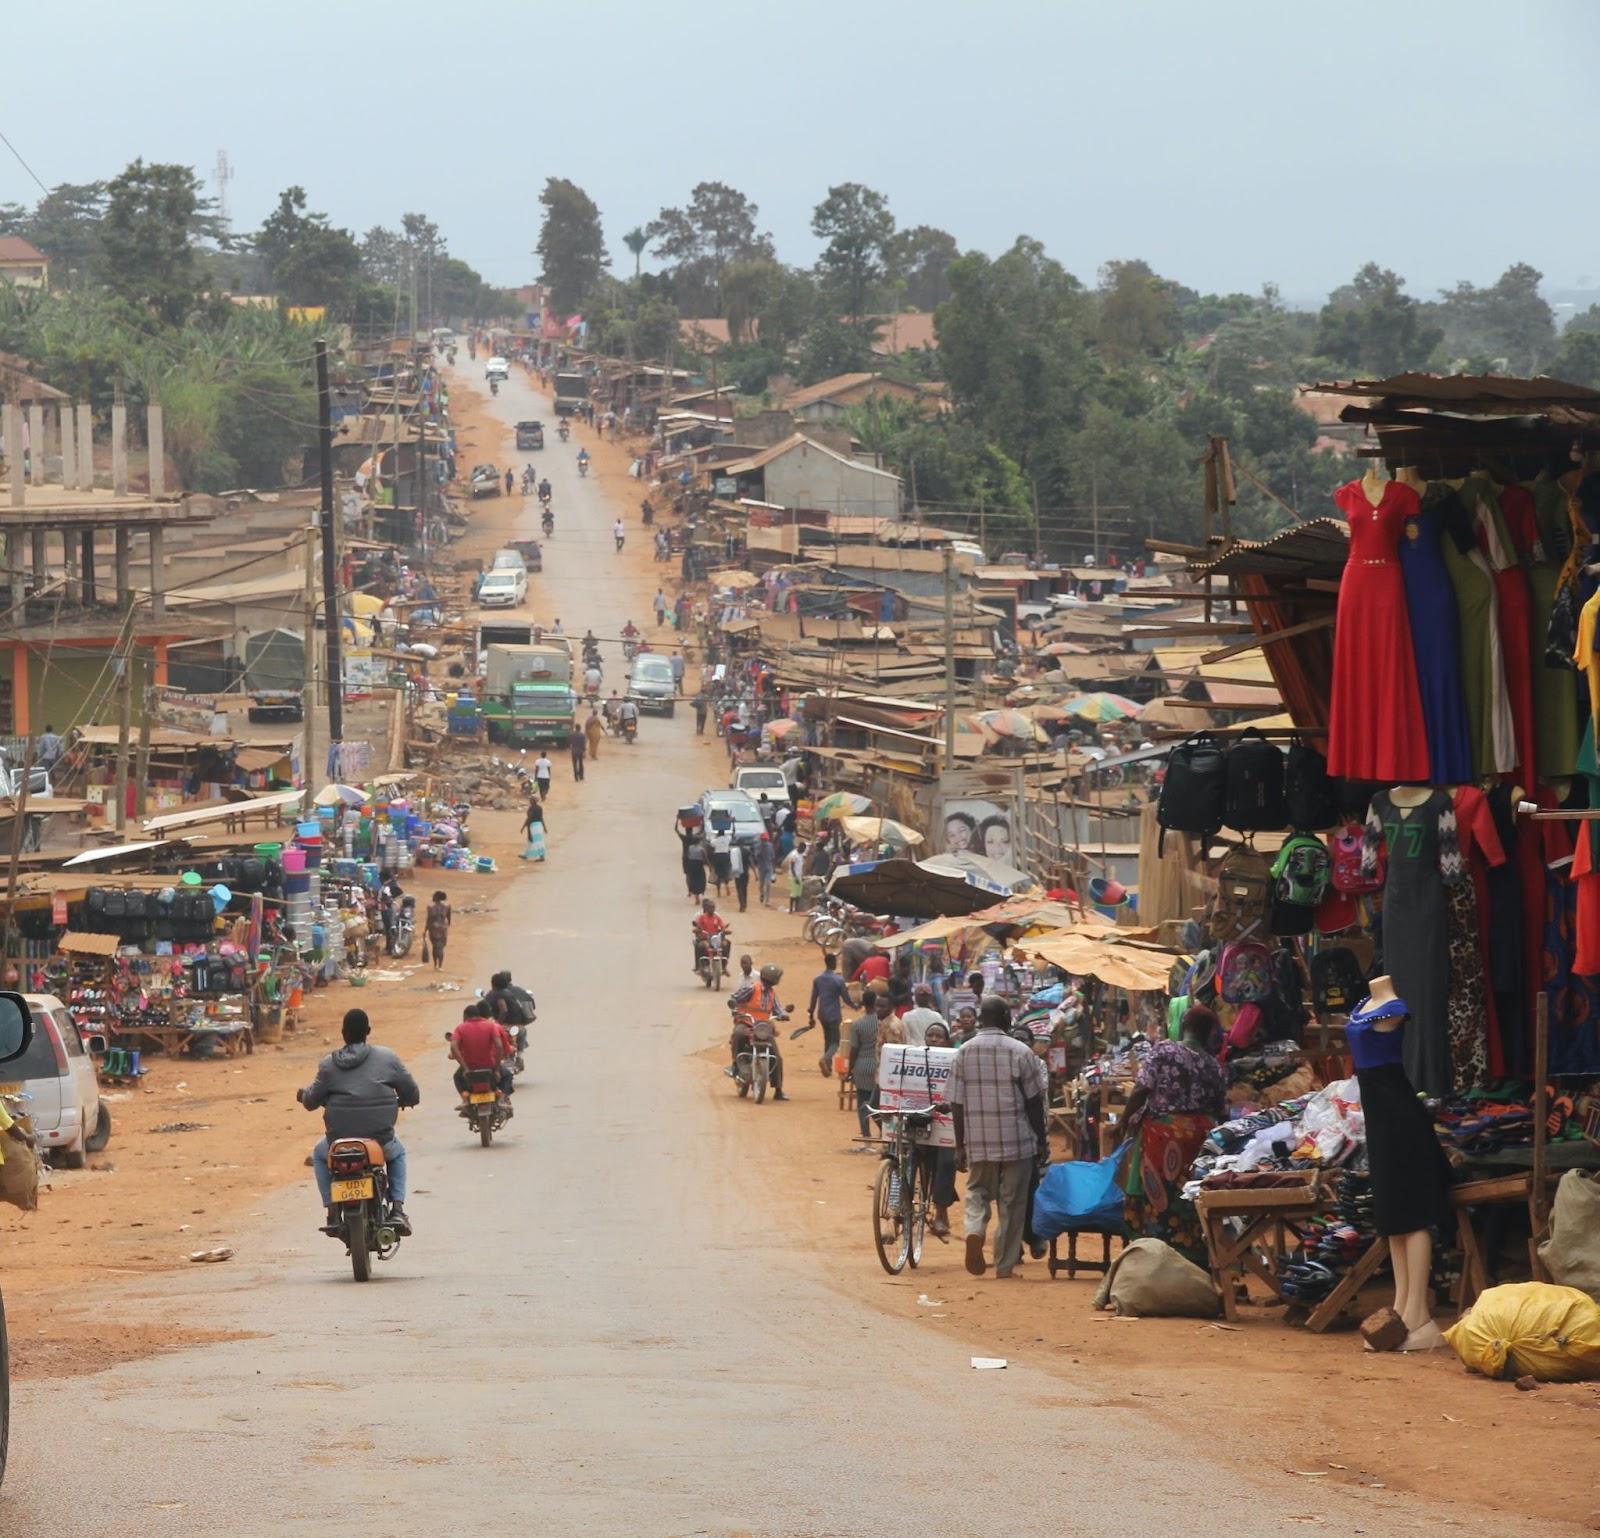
[1272,833,1332,909]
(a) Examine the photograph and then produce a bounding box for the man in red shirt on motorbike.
[691,896,730,973]
[448,1002,515,1105]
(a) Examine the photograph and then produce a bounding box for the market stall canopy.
[56,931,121,957]
[62,839,171,867]
[314,783,367,807]
[828,851,1037,919]
[840,815,924,848]
[814,791,874,820]
[879,899,1114,949]
[1029,932,1175,992]
[708,569,759,589]
[1060,692,1142,723]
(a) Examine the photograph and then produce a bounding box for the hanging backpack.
[1224,729,1287,831]
[1310,946,1367,1015]
[1284,741,1340,831]
[1273,833,1332,908]
[1207,846,1274,942]
[1330,821,1383,895]
[1157,732,1228,853]
[1219,937,1274,1003]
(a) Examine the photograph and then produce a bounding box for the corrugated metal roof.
[1306,372,1600,413]
[1190,518,1349,580]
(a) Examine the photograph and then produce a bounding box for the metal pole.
[315,340,344,748]
[942,543,956,765]
[112,635,132,833]
[302,523,318,813]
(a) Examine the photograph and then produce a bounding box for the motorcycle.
[387,895,416,958]
[538,485,552,507]
[489,377,499,396]
[542,506,555,536]
[577,454,589,478]
[324,1136,403,1281]
[521,467,535,494]
[503,1020,529,1076]
[622,637,640,662]
[557,420,570,442]
[621,714,638,745]
[731,1013,783,1104]
[456,1066,511,1147]
[695,926,732,991]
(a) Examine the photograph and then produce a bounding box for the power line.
[0,124,48,198]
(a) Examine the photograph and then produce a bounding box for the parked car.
[627,652,677,716]
[476,569,527,609]
[699,789,767,845]
[490,547,528,576]
[732,765,791,809]
[6,994,110,1169]
[485,355,510,381]
[469,464,503,499]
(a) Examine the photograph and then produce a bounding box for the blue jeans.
[313,1135,406,1205]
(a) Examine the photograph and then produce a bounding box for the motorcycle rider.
[617,695,640,739]
[583,660,603,698]
[726,962,789,1100]
[692,896,730,974]
[298,1008,420,1236]
[577,447,590,474]
[538,476,552,504]
[448,1000,515,1106]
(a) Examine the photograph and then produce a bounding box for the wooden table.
[1194,1182,1323,1322]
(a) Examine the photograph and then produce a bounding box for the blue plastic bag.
[1031,1149,1128,1239]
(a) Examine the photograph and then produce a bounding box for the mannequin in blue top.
[1349,975,1450,1352]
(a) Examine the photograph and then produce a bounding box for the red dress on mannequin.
[1327,479,1431,782]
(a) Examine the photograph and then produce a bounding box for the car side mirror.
[83,1032,108,1056]
[0,992,34,1065]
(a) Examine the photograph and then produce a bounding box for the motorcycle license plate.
[330,1177,375,1202]
[468,1091,497,1104]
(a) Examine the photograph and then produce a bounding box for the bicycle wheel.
[872,1155,910,1275]
[904,1149,928,1270]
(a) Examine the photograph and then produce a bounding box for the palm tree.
[623,226,648,281]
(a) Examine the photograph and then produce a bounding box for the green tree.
[796,316,879,384]
[623,225,649,279]
[812,182,895,322]
[1314,262,1441,375]
[1094,259,1175,363]
[1552,326,1600,389]
[359,225,405,285]
[537,177,608,315]
[887,224,959,311]
[1067,401,1196,541]
[12,181,109,286]
[1433,263,1556,373]
[256,186,310,284]
[721,256,783,345]
[648,181,770,316]
[101,160,206,324]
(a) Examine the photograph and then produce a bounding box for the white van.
[732,765,791,808]
[477,569,528,609]
[5,994,109,1167]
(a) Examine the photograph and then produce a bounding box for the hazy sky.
[5,0,1598,307]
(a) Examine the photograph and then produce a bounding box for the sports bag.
[1310,946,1366,1015]
[1224,729,1286,832]
[1330,821,1382,895]
[1273,833,1332,908]
[1208,846,1273,942]
[1219,937,1273,1003]
[1284,741,1340,831]
[502,985,536,1025]
[1157,732,1227,852]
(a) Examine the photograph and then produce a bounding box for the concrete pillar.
[76,401,93,492]
[146,404,165,498]
[26,403,43,485]
[149,524,164,619]
[7,532,23,615]
[2,405,23,508]
[80,530,95,606]
[115,526,130,610]
[60,405,77,489]
[10,641,29,736]
[62,528,78,604]
[30,529,44,585]
[112,389,128,495]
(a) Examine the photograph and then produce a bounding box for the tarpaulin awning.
[143,788,303,833]
[827,851,1036,919]
[1029,933,1175,992]
[878,900,1114,949]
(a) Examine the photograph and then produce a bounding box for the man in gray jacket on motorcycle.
[299,1008,420,1235]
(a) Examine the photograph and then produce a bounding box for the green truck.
[479,642,575,747]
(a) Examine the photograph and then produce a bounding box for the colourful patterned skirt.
[1121,1111,1215,1267]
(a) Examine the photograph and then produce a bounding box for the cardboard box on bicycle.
[877,1044,956,1147]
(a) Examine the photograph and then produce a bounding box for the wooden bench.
[1194,1182,1324,1322]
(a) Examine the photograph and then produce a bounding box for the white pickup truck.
[731,765,790,809]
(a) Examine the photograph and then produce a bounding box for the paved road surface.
[0,367,1574,1537]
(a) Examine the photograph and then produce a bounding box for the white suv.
[2,995,109,1168]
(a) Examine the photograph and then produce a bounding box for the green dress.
[1531,476,1580,779]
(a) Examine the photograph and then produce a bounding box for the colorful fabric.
[1135,1039,1226,1119]
[1122,1111,1215,1267]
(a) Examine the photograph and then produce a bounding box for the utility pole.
[1031,480,1042,565]
[942,543,957,766]
[112,629,133,833]
[1092,471,1100,565]
[315,340,344,751]
[302,522,318,811]
[978,492,987,560]
[134,683,154,820]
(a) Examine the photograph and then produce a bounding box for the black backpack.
[498,985,536,1025]
[1158,732,1228,852]
[1284,741,1340,831]
[1224,729,1286,831]
[1310,946,1366,1016]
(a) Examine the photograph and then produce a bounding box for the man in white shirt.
[900,985,947,1047]
[532,753,553,800]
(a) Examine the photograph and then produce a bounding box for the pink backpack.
[1330,822,1382,895]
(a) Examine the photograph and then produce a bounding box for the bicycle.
[867,1101,938,1275]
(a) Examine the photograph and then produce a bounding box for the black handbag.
[1157,731,1228,852]
[1224,728,1287,832]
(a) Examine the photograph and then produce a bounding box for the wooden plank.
[1305,1236,1388,1332]
[1201,613,1336,666]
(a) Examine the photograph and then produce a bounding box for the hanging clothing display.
[1529,476,1580,777]
[1572,722,1600,978]
[1463,474,1537,786]
[1433,485,1517,778]
[1483,784,1528,1073]
[1361,790,1462,1099]
[1450,785,1505,1090]
[1396,489,1473,784]
[1327,479,1430,782]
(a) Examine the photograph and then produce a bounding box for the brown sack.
[0,1139,42,1212]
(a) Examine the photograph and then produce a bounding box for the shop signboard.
[876,1043,957,1146]
[714,477,737,497]
[154,689,221,735]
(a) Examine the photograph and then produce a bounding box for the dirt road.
[0,366,1584,1537]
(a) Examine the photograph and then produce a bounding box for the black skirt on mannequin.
[1358,1062,1452,1235]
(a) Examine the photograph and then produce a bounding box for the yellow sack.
[1444,1282,1600,1382]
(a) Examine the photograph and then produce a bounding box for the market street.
[0,368,1580,1538]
